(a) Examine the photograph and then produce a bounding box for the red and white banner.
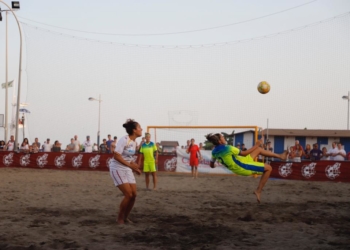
[1,151,349,182]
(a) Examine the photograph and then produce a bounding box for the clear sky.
[0,0,350,146]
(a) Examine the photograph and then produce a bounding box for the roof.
[160,141,179,147]
[262,129,350,137]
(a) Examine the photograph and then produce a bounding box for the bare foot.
[116,219,125,224]
[280,150,288,161]
[254,190,261,203]
[153,187,157,191]
[124,218,133,224]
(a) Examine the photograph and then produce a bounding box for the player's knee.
[264,164,272,171]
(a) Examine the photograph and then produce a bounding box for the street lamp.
[0,1,22,150]
[342,91,350,130]
[88,95,102,146]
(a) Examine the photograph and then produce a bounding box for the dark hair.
[206,133,221,146]
[123,119,139,135]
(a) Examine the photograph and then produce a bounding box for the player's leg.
[123,184,137,223]
[250,147,288,161]
[194,166,199,178]
[191,166,194,178]
[254,164,272,203]
[152,172,157,190]
[117,183,136,224]
[144,162,150,189]
[145,173,150,189]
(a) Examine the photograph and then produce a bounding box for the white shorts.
[110,168,136,186]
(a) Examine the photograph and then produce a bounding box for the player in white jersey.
[109,119,142,224]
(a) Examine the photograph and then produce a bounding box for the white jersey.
[84,140,93,153]
[7,140,15,151]
[333,149,346,161]
[109,135,137,170]
[328,147,337,161]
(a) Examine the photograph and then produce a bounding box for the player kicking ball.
[206,133,288,203]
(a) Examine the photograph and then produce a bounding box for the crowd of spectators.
[0,135,349,161]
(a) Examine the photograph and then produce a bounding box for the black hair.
[206,133,221,146]
[123,119,139,135]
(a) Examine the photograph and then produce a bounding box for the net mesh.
[19,13,350,145]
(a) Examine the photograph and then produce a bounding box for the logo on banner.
[54,154,66,168]
[278,163,293,177]
[72,154,83,168]
[20,154,31,167]
[164,157,177,172]
[3,153,14,166]
[37,154,49,168]
[301,162,317,179]
[89,155,100,169]
[106,157,113,168]
[325,163,341,180]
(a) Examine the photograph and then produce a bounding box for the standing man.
[100,139,108,153]
[84,136,93,153]
[5,135,15,151]
[310,143,323,161]
[73,135,81,152]
[106,134,114,153]
[327,142,337,160]
[332,143,346,161]
[42,139,52,152]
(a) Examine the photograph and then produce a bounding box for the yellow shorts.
[143,161,156,172]
[232,155,265,176]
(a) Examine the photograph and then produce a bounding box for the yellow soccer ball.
[257,81,270,94]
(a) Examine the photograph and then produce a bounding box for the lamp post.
[342,91,350,130]
[88,95,102,146]
[0,0,22,150]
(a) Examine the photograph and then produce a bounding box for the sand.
[0,168,349,250]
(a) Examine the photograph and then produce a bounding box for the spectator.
[184,140,190,149]
[42,138,53,152]
[5,135,15,151]
[0,140,5,151]
[66,138,75,152]
[73,135,81,152]
[156,142,162,153]
[236,142,241,149]
[32,138,41,150]
[332,143,346,161]
[100,139,108,153]
[327,142,337,160]
[310,143,322,161]
[110,136,118,153]
[293,144,303,162]
[241,143,247,151]
[19,138,30,153]
[303,144,311,160]
[320,147,330,160]
[52,140,62,152]
[199,142,204,150]
[293,140,304,153]
[83,136,93,153]
[106,134,113,153]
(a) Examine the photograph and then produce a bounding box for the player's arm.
[239,139,262,156]
[138,153,144,166]
[113,152,141,175]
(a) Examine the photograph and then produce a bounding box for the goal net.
[147,126,259,175]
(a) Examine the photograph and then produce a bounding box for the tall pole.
[4,10,8,143]
[0,1,23,150]
[98,94,101,146]
[347,91,349,130]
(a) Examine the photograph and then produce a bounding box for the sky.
[0,0,350,146]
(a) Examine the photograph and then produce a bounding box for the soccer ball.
[257,81,270,94]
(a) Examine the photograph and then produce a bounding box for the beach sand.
[0,168,349,250]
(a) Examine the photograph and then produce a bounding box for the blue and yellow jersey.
[211,144,264,176]
[140,142,157,163]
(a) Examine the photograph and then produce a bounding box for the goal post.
[147,125,260,147]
